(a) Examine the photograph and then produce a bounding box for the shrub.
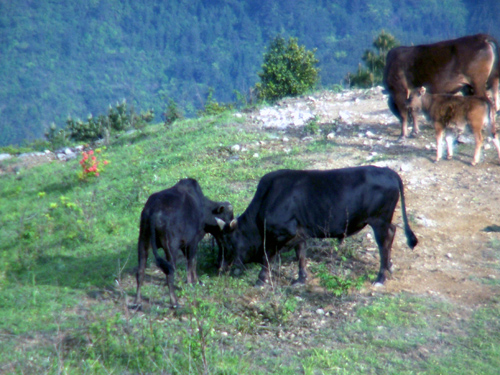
[66,100,155,143]
[198,88,233,117]
[44,122,70,150]
[78,148,109,180]
[66,114,106,143]
[163,98,184,126]
[255,36,319,102]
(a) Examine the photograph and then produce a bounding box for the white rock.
[231,144,241,152]
[400,163,412,172]
[0,153,12,161]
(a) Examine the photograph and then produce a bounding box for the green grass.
[1,109,499,374]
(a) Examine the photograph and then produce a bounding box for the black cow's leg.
[134,234,149,305]
[187,253,201,285]
[372,222,396,285]
[166,273,178,307]
[256,250,276,287]
[161,245,178,308]
[292,243,307,285]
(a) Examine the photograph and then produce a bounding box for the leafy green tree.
[347,30,399,88]
[255,36,319,102]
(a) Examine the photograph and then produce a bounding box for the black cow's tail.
[397,174,418,249]
[150,215,175,275]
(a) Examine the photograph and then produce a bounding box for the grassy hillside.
[1,105,499,374]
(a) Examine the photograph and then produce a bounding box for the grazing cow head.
[215,217,259,272]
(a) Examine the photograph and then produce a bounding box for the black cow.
[216,166,418,287]
[135,178,233,307]
[383,34,500,138]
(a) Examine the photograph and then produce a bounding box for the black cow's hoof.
[231,268,243,277]
[291,278,306,286]
[254,279,268,288]
[129,303,143,311]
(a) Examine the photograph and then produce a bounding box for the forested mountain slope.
[1,0,498,146]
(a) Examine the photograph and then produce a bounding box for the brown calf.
[383,34,500,138]
[407,87,500,165]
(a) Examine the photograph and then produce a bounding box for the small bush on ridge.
[255,36,319,102]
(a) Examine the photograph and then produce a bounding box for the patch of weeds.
[303,116,320,135]
[487,237,500,250]
[322,117,341,137]
[311,263,366,296]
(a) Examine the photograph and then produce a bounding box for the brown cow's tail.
[397,174,418,249]
[150,215,175,275]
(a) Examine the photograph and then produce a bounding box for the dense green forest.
[1,0,499,146]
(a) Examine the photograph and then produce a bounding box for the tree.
[346,30,399,88]
[255,36,319,102]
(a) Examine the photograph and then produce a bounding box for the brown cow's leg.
[487,109,500,163]
[445,134,454,160]
[409,107,420,136]
[435,123,445,162]
[491,76,500,111]
[372,223,396,285]
[391,93,411,139]
[492,135,500,163]
[472,124,484,166]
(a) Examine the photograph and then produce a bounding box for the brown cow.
[383,34,500,139]
[407,87,500,165]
